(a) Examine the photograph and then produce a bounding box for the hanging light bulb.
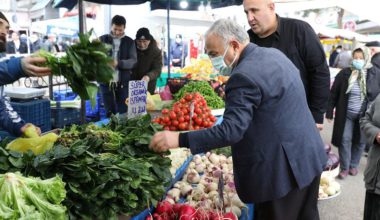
[198,1,205,12]
[180,0,189,9]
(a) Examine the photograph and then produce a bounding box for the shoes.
[349,168,358,176]
[338,170,349,179]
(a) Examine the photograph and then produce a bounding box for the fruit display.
[151,153,247,220]
[178,58,215,75]
[152,92,218,131]
[318,176,341,200]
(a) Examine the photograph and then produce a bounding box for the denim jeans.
[339,111,366,171]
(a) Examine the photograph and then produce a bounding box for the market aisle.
[318,120,366,220]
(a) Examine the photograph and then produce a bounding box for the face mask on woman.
[352,59,365,70]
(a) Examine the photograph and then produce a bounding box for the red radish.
[173,203,183,213]
[208,211,222,220]
[156,201,173,214]
[223,212,238,220]
[146,215,153,220]
[179,205,197,220]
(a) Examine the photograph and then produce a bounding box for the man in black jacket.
[243,0,330,130]
[99,15,137,116]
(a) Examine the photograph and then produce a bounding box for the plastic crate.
[53,89,77,101]
[10,99,51,132]
[0,130,16,141]
[51,102,81,128]
[85,96,100,118]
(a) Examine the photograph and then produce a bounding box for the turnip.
[206,152,211,158]
[219,155,227,164]
[189,161,196,169]
[206,182,218,193]
[227,156,233,164]
[180,184,193,197]
[191,187,205,201]
[230,194,245,208]
[208,190,219,200]
[209,153,220,164]
[187,169,200,184]
[167,188,181,201]
[212,169,222,178]
[193,155,202,164]
[165,197,175,205]
[195,163,205,173]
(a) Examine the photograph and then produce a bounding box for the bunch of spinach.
[39,29,114,107]
[0,115,172,220]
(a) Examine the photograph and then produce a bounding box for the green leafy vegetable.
[0,172,67,220]
[39,29,114,108]
[174,81,225,109]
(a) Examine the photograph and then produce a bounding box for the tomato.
[178,123,186,130]
[182,108,189,115]
[202,121,209,127]
[195,108,202,115]
[173,107,181,113]
[185,94,193,101]
[177,111,184,117]
[194,125,200,130]
[162,116,170,123]
[162,108,169,114]
[170,126,177,131]
[185,115,190,122]
[195,118,202,125]
[178,116,185,123]
[210,116,217,122]
[169,111,177,120]
[164,126,170,130]
[180,98,186,104]
[172,120,179,126]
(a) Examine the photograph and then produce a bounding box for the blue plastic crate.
[10,99,51,132]
[85,96,100,118]
[51,102,81,128]
[53,89,77,101]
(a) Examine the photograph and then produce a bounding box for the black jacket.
[248,16,330,124]
[326,68,361,147]
[132,42,162,94]
[99,34,137,86]
[6,41,28,54]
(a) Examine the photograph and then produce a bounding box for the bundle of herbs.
[0,115,172,220]
[39,29,114,107]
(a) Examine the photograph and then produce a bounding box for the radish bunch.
[147,201,238,220]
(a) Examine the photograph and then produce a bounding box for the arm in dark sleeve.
[118,41,137,70]
[179,73,261,154]
[299,23,330,123]
[0,57,26,86]
[0,97,25,137]
[325,70,343,119]
[146,48,163,81]
[360,98,380,146]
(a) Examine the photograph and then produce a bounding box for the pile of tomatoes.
[152,92,218,131]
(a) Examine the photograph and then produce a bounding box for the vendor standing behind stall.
[132,28,162,95]
[99,15,137,116]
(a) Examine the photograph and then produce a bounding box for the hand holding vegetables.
[21,56,51,76]
[149,131,180,153]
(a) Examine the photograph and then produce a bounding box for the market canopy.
[53,0,243,11]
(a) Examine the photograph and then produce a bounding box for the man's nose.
[247,11,255,22]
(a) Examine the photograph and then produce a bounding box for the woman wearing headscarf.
[326,46,372,179]
[132,28,162,94]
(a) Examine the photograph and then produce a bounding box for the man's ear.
[231,40,240,51]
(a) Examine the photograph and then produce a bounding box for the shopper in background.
[29,33,42,53]
[326,46,372,179]
[132,27,162,95]
[360,93,380,220]
[170,34,188,68]
[0,11,51,137]
[6,31,28,54]
[329,45,342,67]
[150,19,326,220]
[243,0,330,131]
[333,47,352,69]
[99,15,137,116]
[364,41,380,103]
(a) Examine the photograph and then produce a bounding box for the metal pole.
[79,0,86,123]
[167,0,171,78]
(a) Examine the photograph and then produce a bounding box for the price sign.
[128,80,148,118]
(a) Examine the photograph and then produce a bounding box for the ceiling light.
[198,1,205,11]
[180,1,188,9]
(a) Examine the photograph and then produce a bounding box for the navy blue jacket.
[0,57,26,136]
[180,43,327,203]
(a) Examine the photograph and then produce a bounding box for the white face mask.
[336,49,342,53]
[210,44,237,76]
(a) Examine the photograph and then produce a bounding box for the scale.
[4,87,46,100]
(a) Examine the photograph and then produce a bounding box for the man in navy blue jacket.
[0,12,51,137]
[150,19,327,220]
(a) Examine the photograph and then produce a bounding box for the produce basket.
[51,101,81,128]
[167,78,190,94]
[11,98,51,132]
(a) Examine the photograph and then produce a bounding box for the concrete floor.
[318,120,366,220]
